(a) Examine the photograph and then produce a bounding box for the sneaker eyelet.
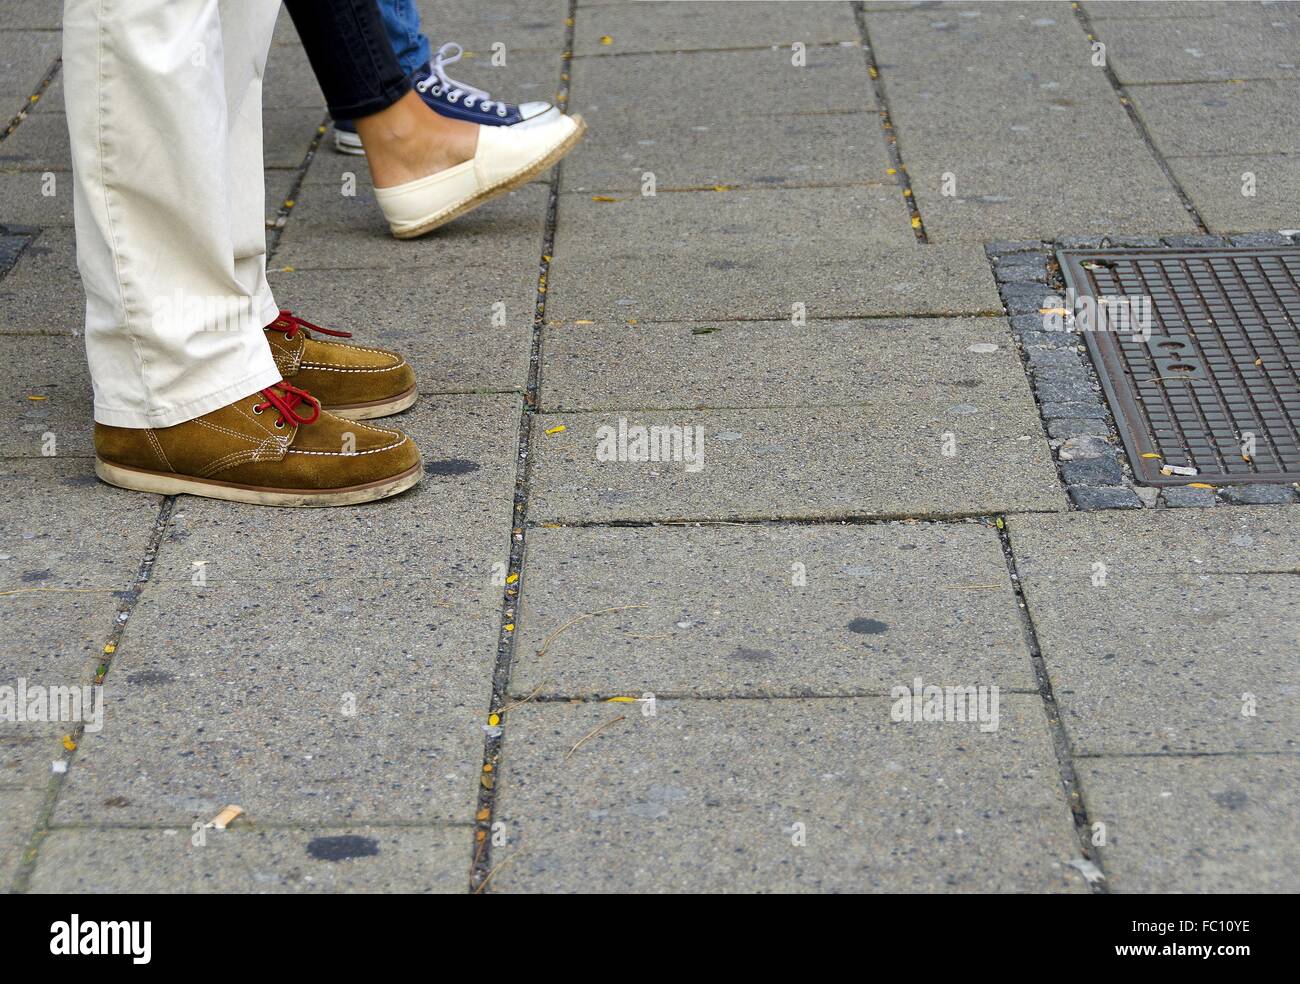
[251,404,263,414]
[274,419,285,429]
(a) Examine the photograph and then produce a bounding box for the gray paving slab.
[863,9,1197,240]
[1010,505,1300,576]
[50,576,496,827]
[1102,13,1300,83]
[538,223,993,324]
[267,269,533,394]
[1009,508,1300,755]
[547,195,1000,322]
[529,405,1067,522]
[492,696,1086,892]
[906,148,1197,241]
[264,167,300,227]
[0,458,161,587]
[0,109,69,170]
[0,589,118,722]
[1,733,65,788]
[511,523,1035,698]
[0,226,82,334]
[1078,754,1299,893]
[0,168,75,225]
[270,3,298,48]
[274,179,548,271]
[0,30,58,110]
[0,2,62,31]
[864,3,1095,85]
[0,334,93,456]
[1165,152,1300,232]
[417,0,569,52]
[148,394,520,582]
[540,316,1035,412]
[263,107,325,170]
[569,45,877,125]
[0,788,43,892]
[1085,1,1295,20]
[28,825,470,893]
[562,183,914,254]
[574,1,861,56]
[262,42,327,110]
[1131,80,1300,155]
[563,111,890,194]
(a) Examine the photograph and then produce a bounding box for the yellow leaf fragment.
[545,424,566,435]
[600,35,613,45]
[488,713,501,726]
[591,195,619,202]
[505,572,519,584]
[62,735,76,751]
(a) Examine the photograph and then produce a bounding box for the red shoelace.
[254,381,321,428]
[265,309,352,340]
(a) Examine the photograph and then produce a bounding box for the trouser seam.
[95,0,159,413]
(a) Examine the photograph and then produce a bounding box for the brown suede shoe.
[264,310,417,419]
[94,382,422,506]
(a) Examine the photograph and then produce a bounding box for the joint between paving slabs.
[853,3,927,243]
[468,0,579,895]
[1069,2,1208,233]
[0,56,61,143]
[995,519,1109,894]
[266,113,332,255]
[9,496,176,893]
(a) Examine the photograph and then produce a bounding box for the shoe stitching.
[144,428,174,472]
[200,433,284,476]
[198,447,270,478]
[315,340,398,358]
[193,416,266,445]
[298,363,405,373]
[287,434,409,456]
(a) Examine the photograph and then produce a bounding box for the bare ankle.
[355,91,478,188]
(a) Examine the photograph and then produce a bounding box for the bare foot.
[355,90,479,188]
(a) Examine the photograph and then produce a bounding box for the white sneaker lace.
[416,42,509,118]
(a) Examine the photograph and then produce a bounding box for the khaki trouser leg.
[64,0,284,428]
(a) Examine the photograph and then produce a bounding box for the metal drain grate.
[1058,247,1300,485]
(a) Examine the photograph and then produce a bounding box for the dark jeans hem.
[328,76,413,121]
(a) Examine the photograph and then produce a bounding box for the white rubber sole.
[328,386,419,420]
[334,128,365,156]
[95,458,423,507]
[389,115,587,239]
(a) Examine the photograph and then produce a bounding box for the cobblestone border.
[987,232,1300,511]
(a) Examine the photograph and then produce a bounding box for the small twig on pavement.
[564,714,625,762]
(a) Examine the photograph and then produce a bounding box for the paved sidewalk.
[1,1,1297,893]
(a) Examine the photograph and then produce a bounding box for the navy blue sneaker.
[333,42,559,155]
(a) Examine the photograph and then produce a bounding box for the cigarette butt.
[210,805,243,830]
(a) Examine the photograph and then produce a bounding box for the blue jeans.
[379,0,432,76]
